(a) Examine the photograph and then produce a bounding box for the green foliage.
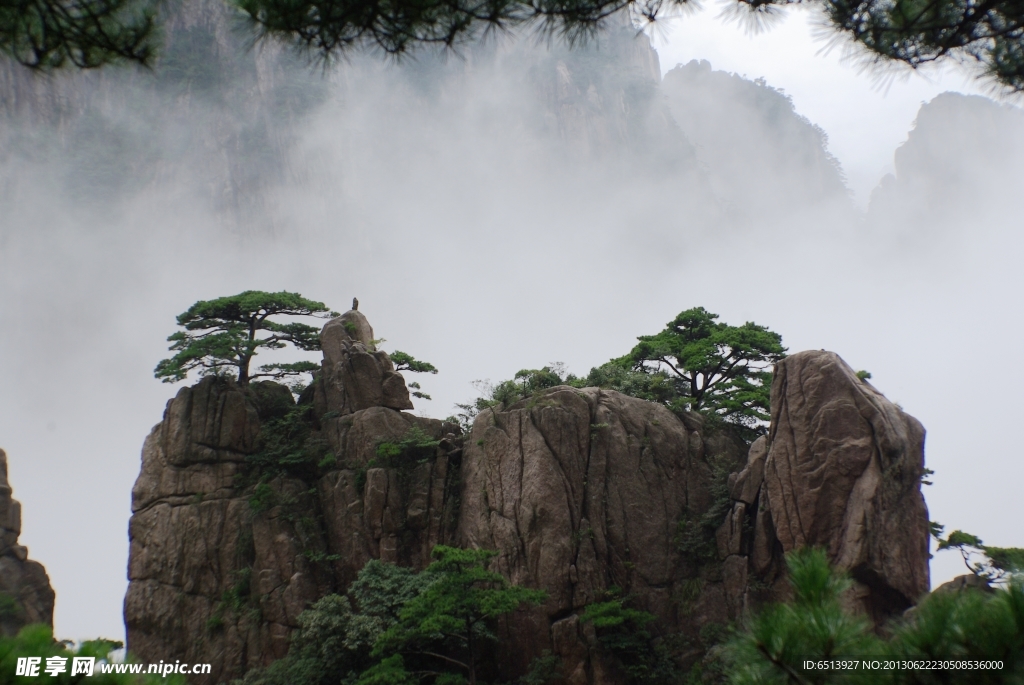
[407,382,431,401]
[0,593,22,622]
[573,362,688,410]
[373,546,547,683]
[723,547,1024,685]
[249,482,276,512]
[388,351,438,401]
[889,582,1024,681]
[454,309,784,442]
[372,427,440,470]
[516,652,561,685]
[677,455,735,563]
[0,623,185,684]
[154,291,332,386]
[233,0,1024,92]
[248,402,331,479]
[448,366,573,431]
[303,550,341,563]
[0,0,156,70]
[239,548,543,685]
[355,655,417,685]
[580,593,676,684]
[725,548,883,685]
[933,524,1024,583]
[619,307,786,432]
[391,352,438,375]
[224,567,254,610]
[816,0,1024,92]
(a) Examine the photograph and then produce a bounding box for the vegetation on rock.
[154,291,336,386]
[452,307,784,441]
[238,547,546,685]
[615,307,785,431]
[932,524,1024,584]
[581,592,678,684]
[372,428,441,470]
[390,352,438,400]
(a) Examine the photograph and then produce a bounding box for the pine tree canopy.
[4,0,1024,91]
[618,306,786,430]
[0,0,155,69]
[154,290,336,386]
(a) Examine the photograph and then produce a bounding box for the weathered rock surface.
[127,327,931,684]
[457,387,730,678]
[716,350,930,623]
[125,310,452,684]
[0,449,55,636]
[317,310,414,416]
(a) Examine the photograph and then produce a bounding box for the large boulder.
[0,449,55,636]
[718,350,930,623]
[316,310,413,416]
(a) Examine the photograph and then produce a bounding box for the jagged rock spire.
[0,449,55,636]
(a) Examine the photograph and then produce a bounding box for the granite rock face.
[0,449,55,636]
[126,329,931,683]
[717,350,930,623]
[317,310,414,416]
[457,387,729,678]
[125,310,454,684]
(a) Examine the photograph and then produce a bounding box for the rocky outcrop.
[127,327,930,683]
[316,310,413,416]
[457,387,733,679]
[125,310,457,684]
[716,350,930,623]
[868,93,1024,229]
[0,449,55,636]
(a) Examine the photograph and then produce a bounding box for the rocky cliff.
[125,310,461,682]
[125,313,930,683]
[0,449,56,636]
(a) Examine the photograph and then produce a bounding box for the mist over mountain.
[662,59,850,222]
[1,0,1023,644]
[868,93,1024,243]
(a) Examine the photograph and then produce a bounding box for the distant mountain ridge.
[869,92,1024,232]
[1,8,859,236]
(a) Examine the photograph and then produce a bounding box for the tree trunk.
[237,354,251,385]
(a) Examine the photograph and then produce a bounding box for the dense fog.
[1,6,1022,641]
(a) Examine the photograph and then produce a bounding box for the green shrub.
[724,548,1024,685]
[372,428,439,470]
[248,404,331,479]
